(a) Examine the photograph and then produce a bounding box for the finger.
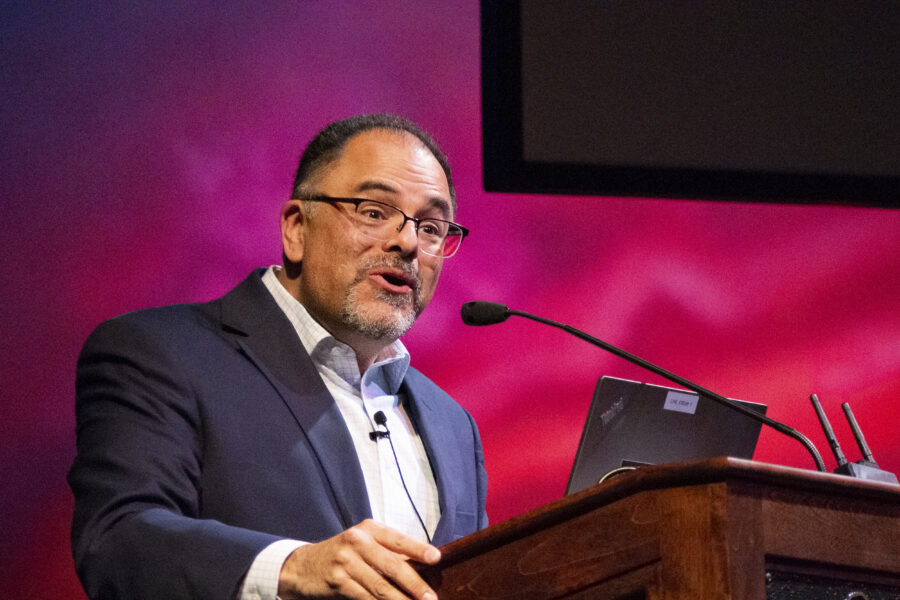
[346,527,437,600]
[360,519,441,564]
[353,562,437,600]
[327,576,370,600]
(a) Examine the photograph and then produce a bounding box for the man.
[69,114,488,600]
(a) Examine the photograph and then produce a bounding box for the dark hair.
[291,114,456,210]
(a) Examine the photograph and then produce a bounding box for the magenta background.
[2,4,898,597]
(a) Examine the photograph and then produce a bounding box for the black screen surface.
[482,1,900,206]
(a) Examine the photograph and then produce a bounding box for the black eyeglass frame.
[299,194,470,257]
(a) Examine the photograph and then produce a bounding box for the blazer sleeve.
[69,312,281,600]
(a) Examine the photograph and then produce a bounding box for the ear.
[280,199,305,264]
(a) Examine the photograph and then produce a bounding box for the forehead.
[319,129,452,212]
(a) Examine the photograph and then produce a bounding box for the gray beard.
[340,256,424,341]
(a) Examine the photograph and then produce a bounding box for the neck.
[352,342,395,374]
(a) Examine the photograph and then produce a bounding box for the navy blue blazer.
[69,269,488,599]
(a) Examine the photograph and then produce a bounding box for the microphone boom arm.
[508,309,827,472]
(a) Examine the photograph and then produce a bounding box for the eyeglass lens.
[353,201,463,257]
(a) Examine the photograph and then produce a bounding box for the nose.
[383,218,420,255]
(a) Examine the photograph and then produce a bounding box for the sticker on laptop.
[663,390,698,414]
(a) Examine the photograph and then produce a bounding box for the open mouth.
[372,270,416,294]
[381,273,408,287]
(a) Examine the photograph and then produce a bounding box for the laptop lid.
[565,376,767,495]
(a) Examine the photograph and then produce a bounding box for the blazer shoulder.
[83,301,218,352]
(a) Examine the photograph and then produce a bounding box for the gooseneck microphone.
[461,301,826,472]
[461,301,511,326]
[368,411,432,543]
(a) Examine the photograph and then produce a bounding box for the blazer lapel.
[403,381,460,546]
[217,270,372,529]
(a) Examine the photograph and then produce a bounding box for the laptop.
[565,376,767,494]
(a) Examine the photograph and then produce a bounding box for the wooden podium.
[419,458,900,599]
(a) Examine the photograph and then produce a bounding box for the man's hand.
[277,519,441,600]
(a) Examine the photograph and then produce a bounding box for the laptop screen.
[566,376,767,494]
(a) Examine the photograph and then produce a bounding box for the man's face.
[283,129,453,349]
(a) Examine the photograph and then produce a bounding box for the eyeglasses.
[301,195,469,258]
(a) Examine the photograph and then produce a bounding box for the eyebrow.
[354,181,397,195]
[353,180,453,218]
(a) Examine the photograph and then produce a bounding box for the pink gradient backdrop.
[2,4,898,597]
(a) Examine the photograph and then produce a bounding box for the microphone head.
[373,411,387,426]
[461,301,511,326]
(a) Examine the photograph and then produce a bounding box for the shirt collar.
[261,266,410,393]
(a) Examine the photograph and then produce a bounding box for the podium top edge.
[432,457,900,567]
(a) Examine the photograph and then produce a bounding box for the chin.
[342,301,418,341]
